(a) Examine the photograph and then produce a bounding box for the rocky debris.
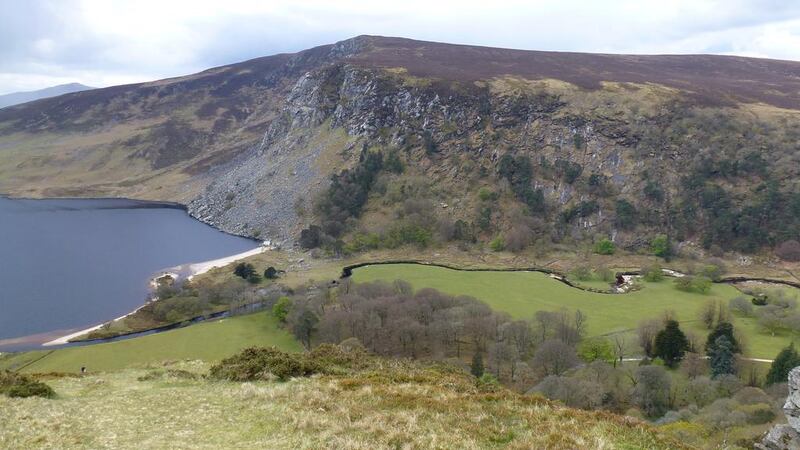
[758,366,800,449]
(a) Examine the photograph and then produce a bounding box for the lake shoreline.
[40,243,270,347]
[0,196,265,351]
[0,193,265,243]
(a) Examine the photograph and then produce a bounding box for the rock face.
[758,367,800,449]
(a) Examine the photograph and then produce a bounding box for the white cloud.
[0,0,799,94]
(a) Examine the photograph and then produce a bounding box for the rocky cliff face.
[758,366,800,449]
[1,36,799,250]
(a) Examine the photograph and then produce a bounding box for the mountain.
[0,36,798,253]
[0,83,94,109]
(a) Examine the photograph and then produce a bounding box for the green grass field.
[1,312,300,374]
[353,264,799,360]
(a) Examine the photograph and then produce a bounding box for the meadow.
[352,263,798,360]
[0,312,300,374]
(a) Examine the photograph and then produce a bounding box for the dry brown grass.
[0,359,686,449]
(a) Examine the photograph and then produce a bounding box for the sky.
[2,0,800,94]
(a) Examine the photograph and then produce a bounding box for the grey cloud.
[1,0,800,94]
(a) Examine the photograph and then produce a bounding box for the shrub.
[578,338,614,363]
[642,264,664,282]
[478,187,498,202]
[489,235,505,252]
[674,276,712,294]
[476,373,500,391]
[233,262,256,280]
[776,240,800,262]
[209,345,368,382]
[246,273,261,284]
[728,296,753,316]
[0,371,54,398]
[651,235,671,258]
[699,261,726,282]
[209,347,313,381]
[381,224,432,249]
[299,225,322,249]
[594,238,615,255]
[570,266,593,282]
[272,297,292,323]
[596,266,615,283]
[264,266,279,279]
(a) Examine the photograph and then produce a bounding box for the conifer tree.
[766,343,800,386]
[471,351,485,378]
[653,320,690,368]
[709,335,736,378]
[704,322,741,355]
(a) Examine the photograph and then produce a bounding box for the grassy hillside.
[352,264,797,359]
[0,312,299,374]
[0,360,685,449]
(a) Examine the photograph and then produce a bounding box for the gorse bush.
[490,235,505,252]
[651,235,671,258]
[642,264,664,282]
[674,276,712,294]
[594,238,615,255]
[0,371,54,398]
[209,344,370,382]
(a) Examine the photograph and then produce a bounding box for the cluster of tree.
[233,262,281,284]
[537,315,788,441]
[637,315,741,379]
[729,287,800,338]
[300,148,387,250]
[497,153,546,214]
[681,178,800,253]
[626,106,800,254]
[272,277,794,443]
[279,280,591,386]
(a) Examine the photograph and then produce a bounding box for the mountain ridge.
[0,82,94,109]
[0,36,798,254]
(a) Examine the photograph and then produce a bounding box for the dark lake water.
[0,198,259,348]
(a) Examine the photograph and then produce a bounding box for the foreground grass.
[0,360,684,449]
[2,312,299,374]
[353,264,796,359]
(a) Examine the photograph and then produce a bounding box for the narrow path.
[12,350,54,372]
[621,356,773,363]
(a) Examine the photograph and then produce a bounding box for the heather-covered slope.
[1,36,798,251]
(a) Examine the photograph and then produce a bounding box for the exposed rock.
[758,367,800,449]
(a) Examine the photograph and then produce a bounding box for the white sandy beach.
[42,243,267,347]
[186,245,267,279]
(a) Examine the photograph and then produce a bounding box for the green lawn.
[353,264,798,360]
[3,312,300,374]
